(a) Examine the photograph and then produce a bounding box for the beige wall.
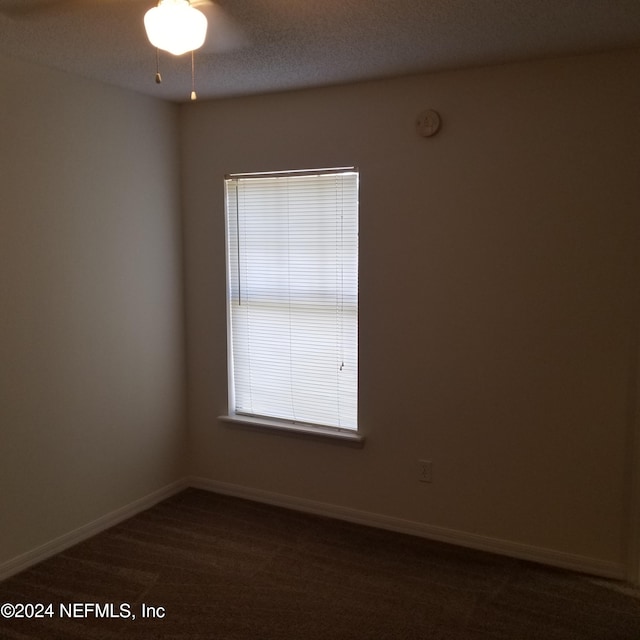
[1,46,639,579]
[180,49,640,571]
[0,54,186,565]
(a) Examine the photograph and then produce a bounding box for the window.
[224,168,359,435]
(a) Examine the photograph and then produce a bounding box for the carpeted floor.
[1,488,639,639]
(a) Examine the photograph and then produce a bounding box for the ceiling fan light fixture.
[144,0,208,56]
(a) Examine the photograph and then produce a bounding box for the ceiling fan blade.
[0,0,141,18]
[192,0,249,53]
[0,0,79,16]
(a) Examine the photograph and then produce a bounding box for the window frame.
[220,167,363,444]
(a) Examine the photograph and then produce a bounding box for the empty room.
[1,0,640,638]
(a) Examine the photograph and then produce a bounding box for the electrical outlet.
[418,459,433,483]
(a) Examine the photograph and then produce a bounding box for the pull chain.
[155,48,162,84]
[190,50,197,101]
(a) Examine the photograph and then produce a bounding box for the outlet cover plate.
[418,459,433,483]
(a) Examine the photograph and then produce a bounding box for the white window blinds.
[225,168,359,431]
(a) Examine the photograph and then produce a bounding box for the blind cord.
[235,183,242,305]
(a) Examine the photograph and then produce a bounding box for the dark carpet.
[1,488,639,639]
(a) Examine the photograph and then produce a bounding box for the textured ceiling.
[1,0,640,103]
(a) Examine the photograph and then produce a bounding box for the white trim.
[623,245,640,585]
[627,349,640,584]
[189,476,626,580]
[219,414,364,445]
[1,476,627,583]
[226,167,357,179]
[0,479,188,582]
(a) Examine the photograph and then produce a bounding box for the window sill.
[218,414,365,447]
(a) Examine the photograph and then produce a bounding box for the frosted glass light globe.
[144,0,208,56]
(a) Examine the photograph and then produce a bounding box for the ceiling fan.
[1,0,246,98]
[142,0,234,99]
[1,0,245,54]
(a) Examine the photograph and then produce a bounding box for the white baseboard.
[0,478,188,582]
[189,476,627,581]
[1,476,627,583]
